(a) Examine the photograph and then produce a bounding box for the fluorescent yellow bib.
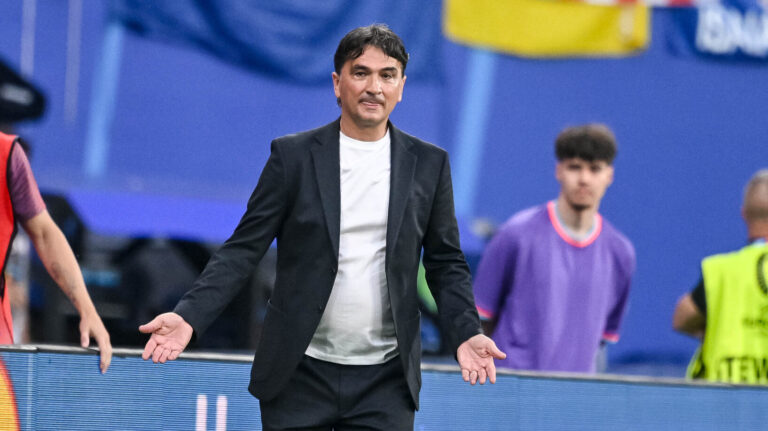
[688,242,768,384]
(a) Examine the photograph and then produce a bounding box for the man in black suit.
[140,24,504,430]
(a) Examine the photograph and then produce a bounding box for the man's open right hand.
[139,312,193,364]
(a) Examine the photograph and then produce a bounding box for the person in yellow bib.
[673,169,768,384]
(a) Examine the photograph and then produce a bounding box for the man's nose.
[366,76,382,94]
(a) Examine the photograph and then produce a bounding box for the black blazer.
[174,119,481,408]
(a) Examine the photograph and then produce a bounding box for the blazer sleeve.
[174,140,290,338]
[421,152,482,353]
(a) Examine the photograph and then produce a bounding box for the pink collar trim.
[547,201,602,248]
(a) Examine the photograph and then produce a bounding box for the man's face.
[556,158,614,211]
[332,45,406,133]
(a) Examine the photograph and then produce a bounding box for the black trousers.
[259,355,415,431]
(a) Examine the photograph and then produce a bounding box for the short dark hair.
[334,24,409,76]
[555,124,617,164]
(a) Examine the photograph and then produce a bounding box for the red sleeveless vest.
[0,132,19,344]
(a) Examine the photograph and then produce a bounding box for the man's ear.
[332,72,341,99]
[607,165,615,187]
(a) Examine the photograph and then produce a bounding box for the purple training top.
[473,202,635,373]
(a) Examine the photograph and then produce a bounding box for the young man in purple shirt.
[473,124,635,373]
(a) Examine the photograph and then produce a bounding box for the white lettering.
[741,13,768,56]
[216,395,228,431]
[696,5,768,58]
[196,394,207,431]
[197,394,227,431]
[697,6,737,54]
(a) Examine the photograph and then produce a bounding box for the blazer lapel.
[387,124,417,259]
[311,120,341,259]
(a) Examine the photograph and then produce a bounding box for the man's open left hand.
[457,334,506,385]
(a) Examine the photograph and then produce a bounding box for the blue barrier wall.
[1,4,767,367]
[2,345,768,430]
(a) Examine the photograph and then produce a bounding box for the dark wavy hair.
[334,24,409,76]
[555,124,617,164]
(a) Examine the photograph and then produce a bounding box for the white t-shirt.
[305,130,398,364]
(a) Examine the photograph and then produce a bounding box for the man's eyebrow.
[380,66,400,75]
[350,64,400,75]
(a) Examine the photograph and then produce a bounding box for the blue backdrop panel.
[3,347,768,430]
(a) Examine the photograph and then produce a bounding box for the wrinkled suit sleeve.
[174,141,289,338]
[421,153,482,353]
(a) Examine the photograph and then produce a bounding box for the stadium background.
[0,0,767,411]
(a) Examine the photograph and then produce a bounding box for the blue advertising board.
[2,345,768,430]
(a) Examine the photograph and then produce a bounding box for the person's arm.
[421,153,505,384]
[673,293,706,339]
[21,210,112,373]
[141,139,290,363]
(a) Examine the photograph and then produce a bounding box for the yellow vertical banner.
[444,0,650,57]
[0,359,19,431]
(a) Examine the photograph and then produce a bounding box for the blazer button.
[316,305,323,313]
[331,267,337,274]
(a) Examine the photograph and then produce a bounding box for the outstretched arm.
[421,154,483,353]
[419,153,506,382]
[22,210,112,373]
[170,139,289,338]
